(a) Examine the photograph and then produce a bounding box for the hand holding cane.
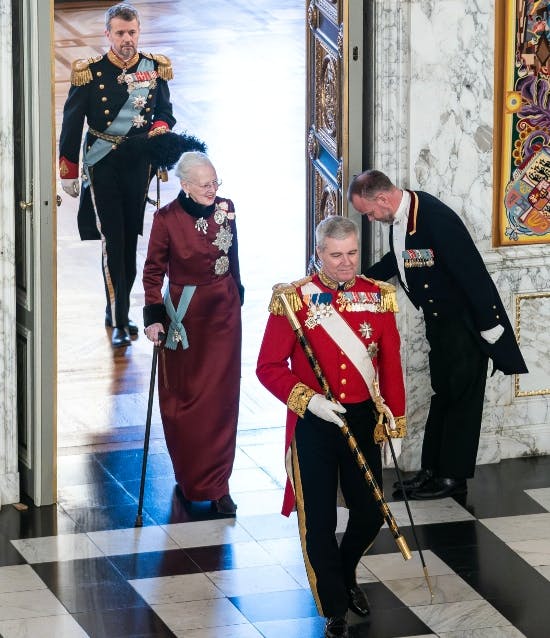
[373,379,434,601]
[277,291,412,561]
[135,332,165,527]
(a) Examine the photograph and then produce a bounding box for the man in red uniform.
[256,216,406,638]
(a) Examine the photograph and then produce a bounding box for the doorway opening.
[54,1,306,472]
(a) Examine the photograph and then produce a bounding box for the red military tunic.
[256,272,406,515]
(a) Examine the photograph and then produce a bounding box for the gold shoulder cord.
[144,52,174,81]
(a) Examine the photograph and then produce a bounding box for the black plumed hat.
[119,131,207,170]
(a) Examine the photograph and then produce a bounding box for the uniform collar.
[107,49,139,70]
[318,270,356,290]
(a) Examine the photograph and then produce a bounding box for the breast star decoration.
[359,322,373,339]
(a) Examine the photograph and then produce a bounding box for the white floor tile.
[0,614,90,637]
[0,565,47,594]
[361,550,454,581]
[479,513,550,542]
[236,512,299,541]
[129,572,223,605]
[410,600,513,634]
[176,625,264,638]
[439,628,526,638]
[10,534,104,564]
[0,589,69,621]
[86,525,179,555]
[525,487,550,511]
[162,519,254,548]
[384,573,482,606]
[508,537,550,566]
[152,598,248,632]
[206,564,302,597]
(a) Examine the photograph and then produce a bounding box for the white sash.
[301,282,376,398]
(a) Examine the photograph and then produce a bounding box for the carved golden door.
[306,1,363,264]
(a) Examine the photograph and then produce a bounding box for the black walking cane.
[372,380,434,600]
[135,332,165,527]
[277,291,412,561]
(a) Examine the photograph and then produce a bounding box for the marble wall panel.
[0,0,20,505]
[374,0,550,470]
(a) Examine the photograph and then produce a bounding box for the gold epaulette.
[70,56,101,86]
[360,276,399,313]
[144,53,174,81]
[268,280,307,316]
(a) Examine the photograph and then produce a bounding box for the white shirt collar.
[393,190,410,226]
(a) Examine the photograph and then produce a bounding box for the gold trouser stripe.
[89,177,116,321]
[291,439,324,615]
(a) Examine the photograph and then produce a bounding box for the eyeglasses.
[190,179,222,191]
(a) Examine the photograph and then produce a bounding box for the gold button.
[433,312,438,317]
[424,283,429,289]
[99,84,105,89]
[112,144,117,149]
[104,109,110,115]
[340,363,347,370]
[148,94,152,99]
[340,392,346,400]
[107,121,112,126]
[97,71,102,77]
[428,299,434,303]
[496,315,500,319]
[101,97,107,102]
[493,305,497,309]
[341,379,347,385]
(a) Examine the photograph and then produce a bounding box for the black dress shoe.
[412,477,467,500]
[106,315,139,336]
[213,494,237,515]
[347,585,370,616]
[324,615,348,638]
[111,327,131,348]
[393,468,433,490]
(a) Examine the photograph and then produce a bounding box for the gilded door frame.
[305,0,364,267]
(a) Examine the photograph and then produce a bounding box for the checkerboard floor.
[1,453,549,637]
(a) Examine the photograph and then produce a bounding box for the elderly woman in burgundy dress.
[143,151,243,515]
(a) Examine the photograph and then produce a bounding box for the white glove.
[382,437,402,466]
[307,394,346,427]
[480,323,504,344]
[61,178,80,197]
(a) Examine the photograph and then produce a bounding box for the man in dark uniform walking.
[257,216,406,637]
[59,2,176,347]
[348,169,528,499]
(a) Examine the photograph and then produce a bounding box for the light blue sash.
[83,57,155,175]
[164,285,196,350]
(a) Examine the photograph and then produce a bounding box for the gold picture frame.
[493,1,550,246]
[515,292,550,397]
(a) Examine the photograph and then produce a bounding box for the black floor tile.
[95,449,174,483]
[73,606,177,638]
[255,616,326,638]
[108,549,201,580]
[62,502,155,532]
[57,453,113,487]
[230,588,318,623]
[0,499,78,540]
[33,556,128,588]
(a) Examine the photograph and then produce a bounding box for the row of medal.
[402,248,434,268]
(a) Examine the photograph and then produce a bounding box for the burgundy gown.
[143,195,242,501]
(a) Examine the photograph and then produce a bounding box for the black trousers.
[89,151,150,328]
[293,400,383,617]
[421,314,489,478]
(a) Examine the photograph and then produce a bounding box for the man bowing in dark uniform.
[348,169,527,500]
[59,2,176,347]
[257,216,406,638]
